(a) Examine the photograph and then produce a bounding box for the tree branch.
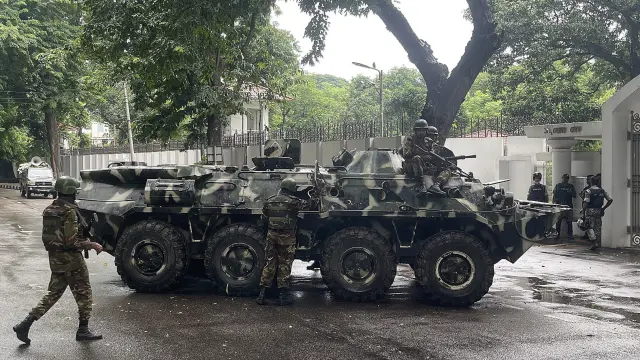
[430,0,502,140]
[241,11,259,56]
[367,0,447,97]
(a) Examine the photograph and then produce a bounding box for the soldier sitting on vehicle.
[400,119,452,196]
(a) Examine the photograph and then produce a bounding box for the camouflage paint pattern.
[76,143,570,264]
[585,208,603,247]
[31,198,94,321]
[259,230,296,288]
[30,258,92,321]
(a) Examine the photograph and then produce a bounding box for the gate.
[631,113,640,246]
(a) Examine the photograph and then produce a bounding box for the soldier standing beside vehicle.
[401,119,452,195]
[256,178,308,306]
[527,172,549,202]
[13,177,103,344]
[553,174,577,239]
[582,174,613,251]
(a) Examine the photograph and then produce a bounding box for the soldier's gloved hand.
[91,242,103,255]
[600,208,605,217]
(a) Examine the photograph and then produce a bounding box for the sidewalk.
[0,183,19,190]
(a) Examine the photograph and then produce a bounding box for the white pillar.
[547,140,577,186]
[547,139,577,237]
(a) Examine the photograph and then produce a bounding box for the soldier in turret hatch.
[401,119,452,195]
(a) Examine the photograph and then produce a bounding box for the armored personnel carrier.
[77,139,569,306]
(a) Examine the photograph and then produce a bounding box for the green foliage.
[269,66,428,135]
[269,72,348,129]
[493,0,640,82]
[83,0,300,146]
[0,0,89,170]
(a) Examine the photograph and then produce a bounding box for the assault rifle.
[428,151,473,178]
[445,155,476,162]
[75,209,100,258]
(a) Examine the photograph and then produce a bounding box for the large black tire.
[115,220,189,293]
[51,192,58,199]
[26,190,32,199]
[414,231,494,307]
[204,223,266,297]
[320,227,396,301]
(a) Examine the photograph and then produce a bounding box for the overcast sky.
[273,0,473,80]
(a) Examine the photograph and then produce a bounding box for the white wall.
[505,136,546,156]
[571,151,601,177]
[444,137,504,183]
[601,75,639,248]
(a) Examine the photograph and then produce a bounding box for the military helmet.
[532,172,542,180]
[280,178,297,193]
[54,176,81,195]
[426,126,439,136]
[413,119,429,130]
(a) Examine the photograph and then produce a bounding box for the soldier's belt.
[47,249,81,253]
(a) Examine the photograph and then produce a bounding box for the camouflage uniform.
[401,135,452,187]
[259,192,307,289]
[30,198,94,321]
[583,185,612,247]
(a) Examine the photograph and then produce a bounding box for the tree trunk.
[207,114,223,146]
[44,106,60,177]
[369,0,501,144]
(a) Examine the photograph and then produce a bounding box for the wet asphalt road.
[1,188,640,360]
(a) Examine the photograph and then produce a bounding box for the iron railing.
[62,115,585,154]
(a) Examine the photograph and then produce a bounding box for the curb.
[0,184,19,190]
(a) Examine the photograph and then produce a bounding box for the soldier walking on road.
[527,172,549,202]
[553,174,577,239]
[582,174,613,251]
[256,178,308,306]
[13,177,103,345]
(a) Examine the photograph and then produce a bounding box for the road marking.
[501,304,524,310]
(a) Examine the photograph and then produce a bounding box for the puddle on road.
[519,276,640,327]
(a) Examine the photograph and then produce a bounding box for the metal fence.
[63,115,576,154]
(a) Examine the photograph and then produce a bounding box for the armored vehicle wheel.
[26,190,32,199]
[321,227,396,301]
[115,220,189,293]
[204,223,266,297]
[414,231,494,307]
[52,192,57,199]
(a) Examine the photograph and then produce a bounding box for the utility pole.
[352,61,384,136]
[123,82,135,160]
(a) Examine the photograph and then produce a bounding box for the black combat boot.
[76,320,102,341]
[279,288,293,306]
[256,287,266,305]
[428,184,446,196]
[306,261,321,270]
[13,315,36,345]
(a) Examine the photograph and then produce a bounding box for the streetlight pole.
[123,81,135,160]
[352,61,383,136]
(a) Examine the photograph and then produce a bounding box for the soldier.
[579,175,593,200]
[13,177,103,344]
[578,175,593,240]
[401,119,451,195]
[527,172,549,202]
[553,173,577,239]
[256,178,308,306]
[582,174,613,251]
